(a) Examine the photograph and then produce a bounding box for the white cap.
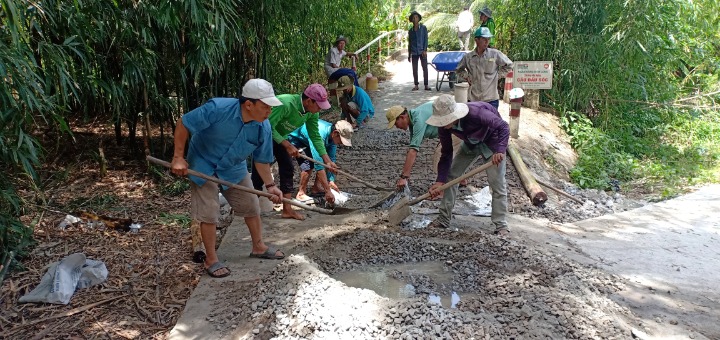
[426,94,469,127]
[241,79,283,106]
[334,120,354,146]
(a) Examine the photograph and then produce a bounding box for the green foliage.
[497,0,720,193]
[160,180,190,197]
[1,0,388,271]
[64,194,120,212]
[158,213,191,229]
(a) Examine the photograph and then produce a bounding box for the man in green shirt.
[251,83,337,220]
[479,7,496,47]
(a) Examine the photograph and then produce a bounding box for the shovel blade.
[388,196,411,226]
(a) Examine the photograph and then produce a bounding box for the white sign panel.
[513,61,553,89]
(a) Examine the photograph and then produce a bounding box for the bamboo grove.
[1,0,390,270]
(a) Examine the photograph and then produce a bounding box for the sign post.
[513,61,553,90]
[505,61,553,137]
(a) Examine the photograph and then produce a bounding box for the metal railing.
[350,29,407,76]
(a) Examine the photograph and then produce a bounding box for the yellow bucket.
[365,77,379,91]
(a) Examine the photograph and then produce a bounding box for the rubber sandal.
[295,194,314,203]
[249,246,285,260]
[206,262,230,278]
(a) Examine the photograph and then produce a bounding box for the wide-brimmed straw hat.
[426,95,469,127]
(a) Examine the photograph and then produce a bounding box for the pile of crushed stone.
[205,226,636,339]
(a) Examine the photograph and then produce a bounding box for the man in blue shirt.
[337,75,375,128]
[288,120,354,202]
[170,79,286,278]
[408,11,430,91]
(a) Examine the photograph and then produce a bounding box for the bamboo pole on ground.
[507,142,547,206]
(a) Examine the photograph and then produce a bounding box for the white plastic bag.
[19,253,108,305]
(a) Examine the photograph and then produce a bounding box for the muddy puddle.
[332,261,475,308]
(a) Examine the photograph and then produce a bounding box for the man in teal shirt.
[386,101,438,190]
[288,120,354,203]
[337,75,375,128]
[250,83,337,220]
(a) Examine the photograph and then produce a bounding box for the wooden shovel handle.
[407,160,496,206]
[295,153,390,192]
[146,156,333,214]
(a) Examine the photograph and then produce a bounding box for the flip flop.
[295,194,314,203]
[249,246,285,260]
[206,261,230,278]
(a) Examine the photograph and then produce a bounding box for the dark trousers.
[411,54,428,86]
[251,140,295,194]
[487,99,499,109]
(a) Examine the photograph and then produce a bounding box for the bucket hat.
[408,11,422,22]
[426,95,469,127]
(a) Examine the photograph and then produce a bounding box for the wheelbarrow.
[430,51,466,91]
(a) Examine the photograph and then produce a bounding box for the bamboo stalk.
[534,178,584,204]
[507,143,547,206]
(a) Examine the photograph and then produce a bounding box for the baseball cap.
[337,75,354,90]
[386,106,406,129]
[241,79,283,106]
[334,120,354,146]
[474,27,493,38]
[426,94,469,127]
[304,83,331,110]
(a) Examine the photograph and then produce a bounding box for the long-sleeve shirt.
[345,85,374,127]
[481,18,496,46]
[455,48,513,102]
[268,94,327,156]
[287,120,337,182]
[182,98,274,186]
[436,101,509,183]
[408,24,428,56]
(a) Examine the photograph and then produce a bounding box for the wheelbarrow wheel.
[449,72,456,89]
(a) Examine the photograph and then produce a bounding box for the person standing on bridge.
[408,11,431,91]
[455,27,513,109]
[170,79,286,277]
[425,94,510,236]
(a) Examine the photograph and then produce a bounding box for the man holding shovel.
[386,102,466,198]
[425,94,510,236]
[250,84,338,220]
[288,120,354,203]
[170,79,286,278]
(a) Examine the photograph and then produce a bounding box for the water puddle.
[332,262,474,308]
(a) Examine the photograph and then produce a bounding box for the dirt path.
[169,55,720,340]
